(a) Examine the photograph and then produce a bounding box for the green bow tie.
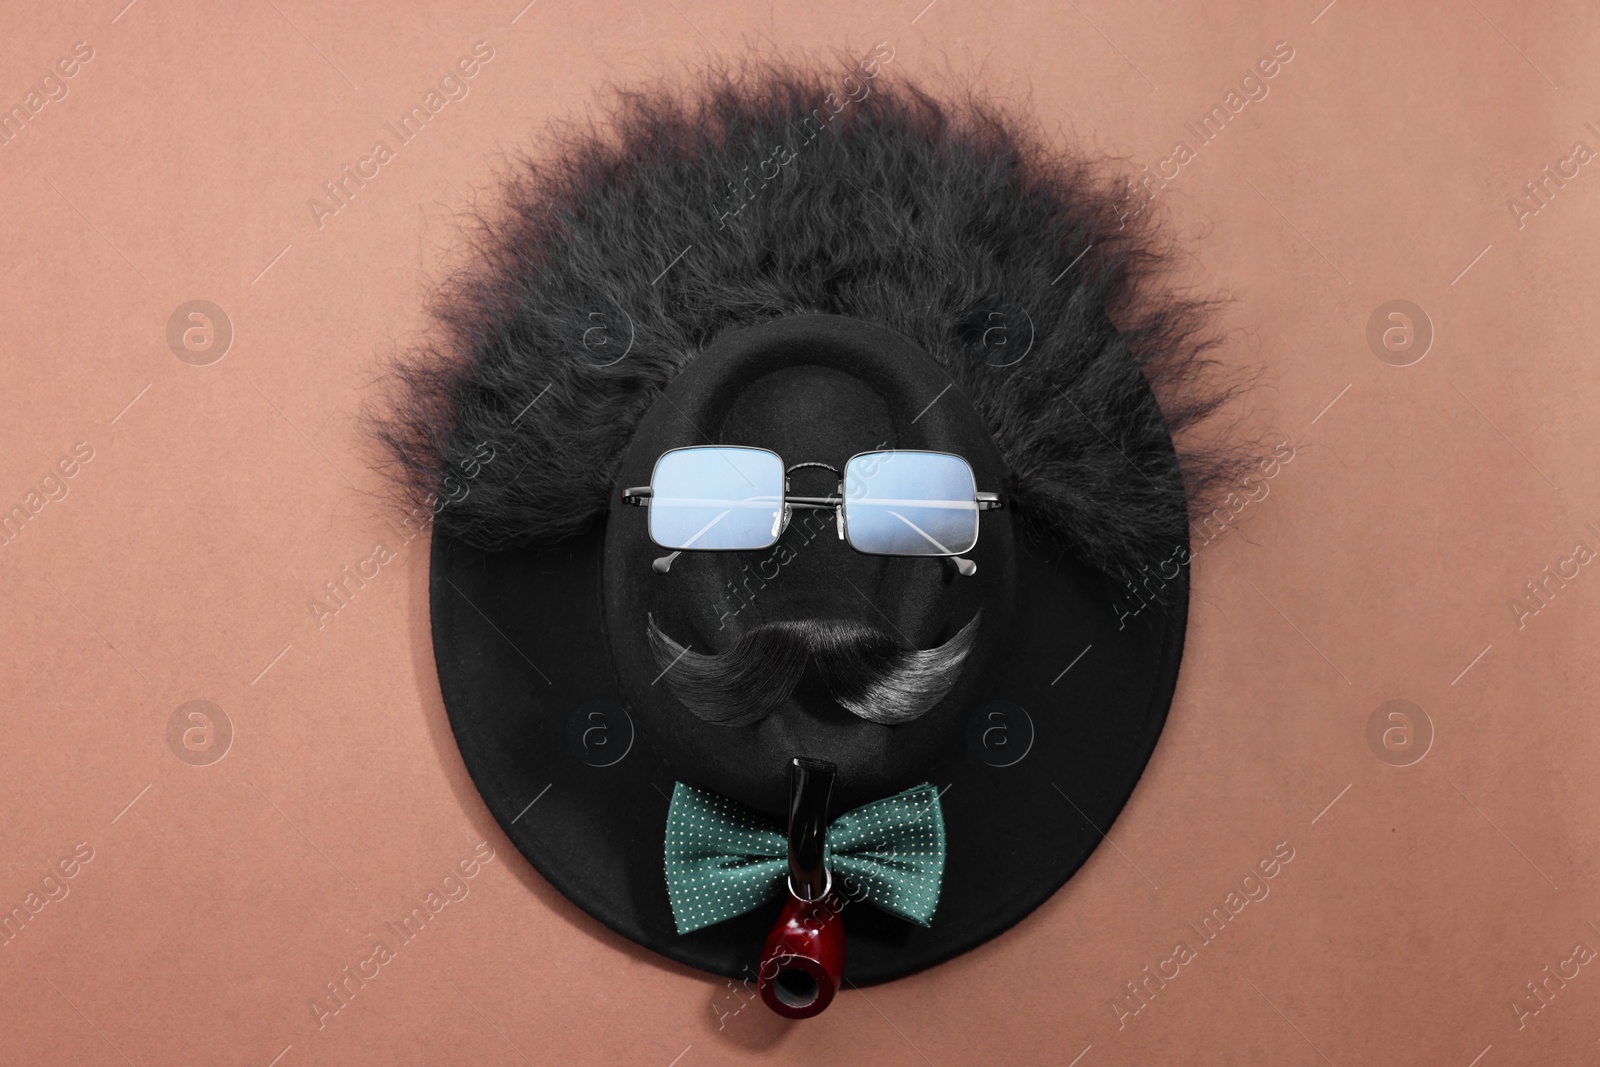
[663,780,947,935]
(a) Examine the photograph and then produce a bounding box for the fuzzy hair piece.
[370,56,1248,589]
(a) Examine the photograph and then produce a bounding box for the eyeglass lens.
[841,451,979,556]
[647,446,786,550]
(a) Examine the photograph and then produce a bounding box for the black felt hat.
[378,61,1239,984]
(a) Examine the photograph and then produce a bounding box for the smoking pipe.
[757,756,845,1019]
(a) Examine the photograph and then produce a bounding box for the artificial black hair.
[369,55,1249,589]
[646,613,980,727]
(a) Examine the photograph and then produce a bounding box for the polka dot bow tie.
[663,780,947,935]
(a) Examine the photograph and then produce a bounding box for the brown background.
[2,0,1597,1063]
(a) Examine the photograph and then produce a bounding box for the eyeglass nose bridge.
[780,460,846,539]
[785,461,840,476]
[777,461,832,539]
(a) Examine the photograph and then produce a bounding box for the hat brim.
[430,496,1186,985]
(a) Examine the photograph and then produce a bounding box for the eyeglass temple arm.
[623,486,1002,574]
[622,487,1005,510]
[623,486,1001,574]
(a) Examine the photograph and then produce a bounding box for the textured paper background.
[2,1,1597,1064]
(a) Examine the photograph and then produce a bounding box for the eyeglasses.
[622,446,1003,576]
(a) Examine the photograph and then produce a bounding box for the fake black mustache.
[647,613,980,726]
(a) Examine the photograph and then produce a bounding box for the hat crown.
[601,314,1017,816]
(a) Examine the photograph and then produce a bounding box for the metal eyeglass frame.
[621,446,1004,576]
